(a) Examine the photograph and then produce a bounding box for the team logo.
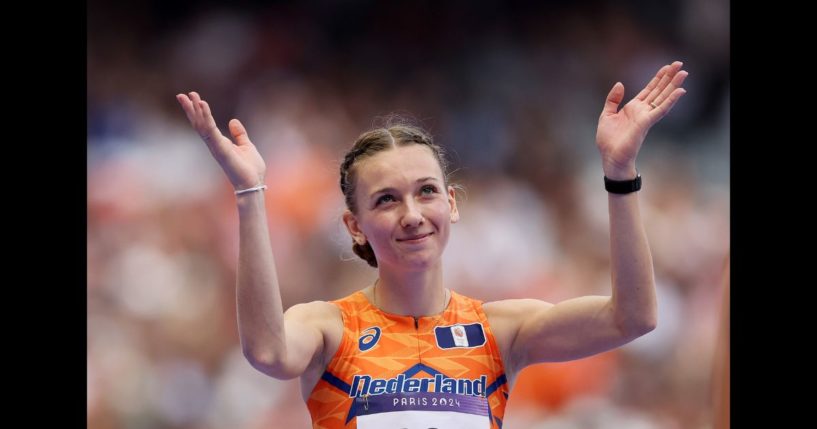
[358,327,382,352]
[434,323,486,349]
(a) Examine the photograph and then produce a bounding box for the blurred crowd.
[88,1,729,428]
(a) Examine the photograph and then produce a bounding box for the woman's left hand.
[596,61,688,179]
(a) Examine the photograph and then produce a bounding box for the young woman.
[176,61,688,428]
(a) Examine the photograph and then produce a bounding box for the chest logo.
[434,323,486,349]
[358,326,382,352]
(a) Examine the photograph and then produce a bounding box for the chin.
[401,253,443,271]
[378,252,434,271]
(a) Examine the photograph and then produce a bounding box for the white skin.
[176,60,687,400]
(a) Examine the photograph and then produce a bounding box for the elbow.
[242,345,278,369]
[638,316,657,335]
[616,309,657,339]
[242,346,295,379]
[626,315,657,338]
[242,345,276,366]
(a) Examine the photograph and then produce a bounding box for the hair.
[340,120,460,268]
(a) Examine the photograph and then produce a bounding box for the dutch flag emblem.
[434,323,486,349]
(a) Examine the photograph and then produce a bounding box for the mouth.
[398,232,433,243]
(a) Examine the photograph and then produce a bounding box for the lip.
[398,233,432,243]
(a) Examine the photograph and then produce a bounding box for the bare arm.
[235,191,330,379]
[176,92,329,379]
[487,61,688,372]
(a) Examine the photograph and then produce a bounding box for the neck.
[371,265,448,317]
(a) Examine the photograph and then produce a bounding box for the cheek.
[364,215,395,239]
[431,200,454,222]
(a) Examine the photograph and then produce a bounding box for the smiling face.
[342,144,460,270]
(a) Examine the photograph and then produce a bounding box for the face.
[343,145,460,270]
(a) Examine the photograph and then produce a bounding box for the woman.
[176,61,688,428]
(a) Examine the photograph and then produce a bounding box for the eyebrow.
[370,177,440,198]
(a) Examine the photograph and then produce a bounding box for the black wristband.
[604,174,642,194]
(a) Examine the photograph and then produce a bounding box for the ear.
[447,186,460,223]
[342,209,368,245]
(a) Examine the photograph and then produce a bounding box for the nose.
[400,199,425,228]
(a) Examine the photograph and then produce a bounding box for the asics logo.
[358,327,381,352]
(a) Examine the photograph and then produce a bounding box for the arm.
[486,61,688,371]
[235,189,332,379]
[176,92,329,379]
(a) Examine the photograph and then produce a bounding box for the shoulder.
[286,300,345,366]
[285,300,344,343]
[481,299,555,372]
[482,299,554,335]
[286,288,374,330]
[286,301,340,317]
[286,300,342,322]
[483,298,554,320]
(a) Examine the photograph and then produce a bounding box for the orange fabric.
[307,290,508,428]
[506,351,618,412]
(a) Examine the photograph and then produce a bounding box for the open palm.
[596,61,688,177]
[176,91,266,190]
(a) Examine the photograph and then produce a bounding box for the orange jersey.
[306,290,508,428]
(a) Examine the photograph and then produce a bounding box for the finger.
[652,70,688,107]
[189,91,203,122]
[176,94,197,124]
[189,92,219,142]
[648,88,687,123]
[601,82,625,116]
[229,119,251,146]
[199,100,225,144]
[645,61,682,105]
[635,65,670,101]
[644,72,672,105]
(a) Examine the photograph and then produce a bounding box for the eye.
[421,185,438,196]
[375,194,395,206]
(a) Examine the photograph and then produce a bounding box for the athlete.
[176,60,688,428]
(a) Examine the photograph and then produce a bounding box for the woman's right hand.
[176,91,266,190]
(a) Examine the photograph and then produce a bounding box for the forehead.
[355,145,443,192]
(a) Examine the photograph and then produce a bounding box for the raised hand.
[176,92,266,190]
[596,61,688,178]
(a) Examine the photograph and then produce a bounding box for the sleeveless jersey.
[306,290,509,428]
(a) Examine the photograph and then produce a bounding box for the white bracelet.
[234,184,267,195]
